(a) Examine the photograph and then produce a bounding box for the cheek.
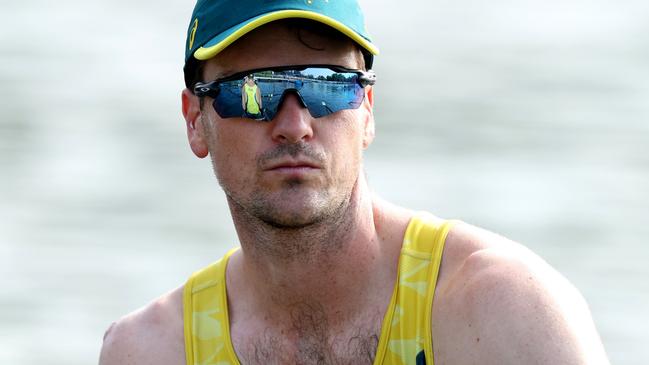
[325,114,366,176]
[208,123,259,184]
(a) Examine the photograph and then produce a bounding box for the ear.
[182,88,208,158]
[361,86,375,149]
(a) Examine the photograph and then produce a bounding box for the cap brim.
[193,9,379,61]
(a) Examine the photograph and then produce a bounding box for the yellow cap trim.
[189,18,199,50]
[194,10,379,61]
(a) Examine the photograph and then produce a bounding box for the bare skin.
[99,21,609,365]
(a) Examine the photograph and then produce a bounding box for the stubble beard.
[201,114,356,232]
[215,141,359,262]
[227,179,356,263]
[245,178,351,229]
[223,145,354,229]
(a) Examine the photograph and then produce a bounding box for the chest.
[230,308,383,365]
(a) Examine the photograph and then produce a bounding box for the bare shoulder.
[433,222,609,365]
[99,286,186,365]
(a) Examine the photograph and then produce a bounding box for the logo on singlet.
[416,350,426,365]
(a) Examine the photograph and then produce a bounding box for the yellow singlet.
[183,213,454,365]
[244,84,260,114]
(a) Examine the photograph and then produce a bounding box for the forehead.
[203,21,364,79]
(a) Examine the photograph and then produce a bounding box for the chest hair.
[235,302,383,365]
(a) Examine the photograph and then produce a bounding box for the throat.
[241,230,385,315]
[240,194,358,266]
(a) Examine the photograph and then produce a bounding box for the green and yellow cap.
[184,0,379,70]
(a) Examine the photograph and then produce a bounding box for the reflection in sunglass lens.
[200,67,371,121]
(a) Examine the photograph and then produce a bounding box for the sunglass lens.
[294,69,365,118]
[211,68,365,121]
[212,82,243,118]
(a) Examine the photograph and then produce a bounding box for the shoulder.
[432,222,609,365]
[99,286,186,365]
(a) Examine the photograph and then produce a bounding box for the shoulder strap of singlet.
[183,214,454,365]
[183,248,240,365]
[375,213,455,365]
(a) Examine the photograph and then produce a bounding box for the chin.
[250,189,348,229]
[255,201,329,228]
[260,213,322,229]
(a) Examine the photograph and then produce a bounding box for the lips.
[262,154,323,172]
[265,159,321,171]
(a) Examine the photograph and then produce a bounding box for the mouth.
[264,159,321,172]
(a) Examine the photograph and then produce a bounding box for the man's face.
[186,22,375,228]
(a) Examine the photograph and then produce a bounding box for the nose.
[271,92,314,143]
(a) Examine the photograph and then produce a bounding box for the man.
[99,1,609,364]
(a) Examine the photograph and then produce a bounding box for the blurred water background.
[1,0,647,363]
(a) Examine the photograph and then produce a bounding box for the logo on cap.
[189,19,199,50]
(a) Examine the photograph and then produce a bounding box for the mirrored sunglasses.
[193,65,376,121]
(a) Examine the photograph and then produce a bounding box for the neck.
[228,175,387,317]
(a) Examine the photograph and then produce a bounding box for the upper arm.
[434,243,609,365]
[99,318,148,365]
[99,289,186,365]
